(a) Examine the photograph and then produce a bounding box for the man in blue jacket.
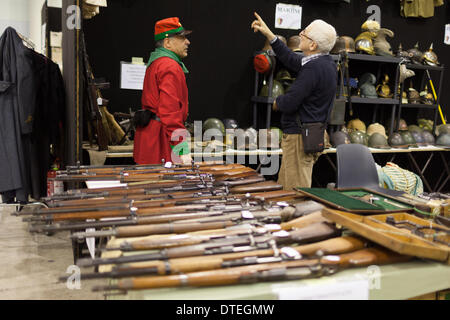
[252,13,337,190]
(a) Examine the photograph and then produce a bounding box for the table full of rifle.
[19,162,412,295]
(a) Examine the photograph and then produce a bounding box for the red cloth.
[133,57,189,165]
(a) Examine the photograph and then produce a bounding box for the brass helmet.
[374,28,395,56]
[259,80,285,99]
[331,36,356,54]
[367,123,387,138]
[347,118,367,133]
[368,132,390,149]
[422,43,439,66]
[376,74,393,98]
[355,20,380,55]
[407,43,424,65]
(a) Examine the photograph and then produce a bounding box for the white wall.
[0,0,46,53]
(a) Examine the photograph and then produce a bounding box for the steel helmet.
[422,131,436,146]
[347,118,367,133]
[418,118,434,132]
[367,123,387,138]
[436,133,450,148]
[389,132,408,149]
[422,43,439,66]
[408,125,423,133]
[203,118,225,136]
[398,119,408,131]
[410,131,426,146]
[358,73,378,98]
[259,80,285,99]
[259,129,280,150]
[275,69,294,82]
[331,36,356,54]
[368,132,390,149]
[330,131,351,147]
[407,84,421,104]
[223,118,239,130]
[349,130,368,146]
[270,127,283,144]
[436,124,450,136]
[400,131,418,148]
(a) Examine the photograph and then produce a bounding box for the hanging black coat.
[0,27,65,203]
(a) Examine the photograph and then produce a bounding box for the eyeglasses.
[300,30,314,42]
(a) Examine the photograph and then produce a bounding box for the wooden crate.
[322,209,450,264]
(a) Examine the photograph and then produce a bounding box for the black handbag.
[300,122,326,154]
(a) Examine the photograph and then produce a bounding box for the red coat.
[133,57,189,165]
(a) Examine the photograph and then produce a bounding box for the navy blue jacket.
[272,38,337,134]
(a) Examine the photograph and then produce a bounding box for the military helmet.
[275,69,294,82]
[223,118,239,130]
[374,28,395,57]
[262,34,287,51]
[422,130,436,146]
[287,35,302,52]
[407,43,424,65]
[410,131,426,146]
[259,80,285,99]
[235,127,258,150]
[398,119,408,131]
[203,118,225,136]
[367,123,387,138]
[436,133,450,148]
[368,132,390,149]
[408,125,423,133]
[331,36,356,54]
[253,51,274,74]
[330,131,351,148]
[349,130,368,146]
[436,124,450,136]
[422,43,439,66]
[400,131,418,148]
[389,132,408,148]
[347,118,367,133]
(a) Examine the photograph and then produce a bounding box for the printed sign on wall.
[445,24,450,45]
[275,3,302,30]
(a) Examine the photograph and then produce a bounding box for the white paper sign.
[273,279,369,300]
[275,3,302,30]
[120,62,147,90]
[445,24,450,45]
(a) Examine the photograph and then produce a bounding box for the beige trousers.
[277,133,324,191]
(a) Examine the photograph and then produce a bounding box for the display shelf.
[251,96,276,104]
[399,103,438,109]
[405,63,444,71]
[349,97,399,105]
[347,53,401,64]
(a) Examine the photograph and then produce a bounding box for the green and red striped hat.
[154,17,192,42]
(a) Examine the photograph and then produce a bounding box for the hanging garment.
[400,0,444,18]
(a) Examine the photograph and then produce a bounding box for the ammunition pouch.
[133,109,160,128]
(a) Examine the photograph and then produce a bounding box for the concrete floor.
[0,204,106,300]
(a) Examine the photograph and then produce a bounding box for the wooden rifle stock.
[95,247,411,291]
[281,211,331,230]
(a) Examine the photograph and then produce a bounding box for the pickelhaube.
[422,130,436,146]
[368,132,390,149]
[407,43,424,65]
[349,130,368,146]
[330,131,351,147]
[436,133,450,148]
[331,36,356,54]
[347,118,367,133]
[374,28,394,57]
[407,82,421,104]
[400,131,418,148]
[422,43,439,66]
[259,80,285,99]
[376,74,393,98]
[396,43,413,61]
[420,85,435,105]
[367,123,387,138]
[389,132,409,148]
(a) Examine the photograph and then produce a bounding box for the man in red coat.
[134,17,193,165]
